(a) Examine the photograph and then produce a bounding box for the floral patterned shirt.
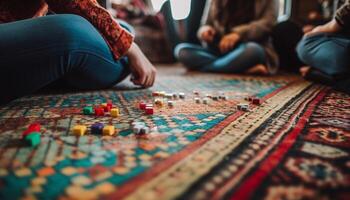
[0,0,134,60]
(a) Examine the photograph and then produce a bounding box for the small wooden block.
[139,102,146,110]
[110,108,120,117]
[145,107,154,115]
[91,123,104,135]
[83,106,94,115]
[252,98,261,105]
[73,125,87,136]
[22,123,41,138]
[103,126,115,136]
[94,107,105,116]
[25,132,41,147]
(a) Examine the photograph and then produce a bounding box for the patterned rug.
[0,67,349,200]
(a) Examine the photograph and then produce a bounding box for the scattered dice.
[103,125,115,136]
[203,98,209,104]
[194,97,201,104]
[73,125,87,136]
[237,103,249,111]
[111,108,120,117]
[91,123,104,135]
[83,106,94,115]
[252,98,261,105]
[94,107,105,116]
[168,101,174,107]
[179,93,185,99]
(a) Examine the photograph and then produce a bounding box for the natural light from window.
[151,0,192,20]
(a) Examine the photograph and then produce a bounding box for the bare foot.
[245,64,269,75]
[300,66,311,77]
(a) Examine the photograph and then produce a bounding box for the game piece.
[173,93,178,99]
[72,125,87,136]
[252,98,261,105]
[101,103,111,112]
[203,98,209,104]
[139,102,146,110]
[152,92,159,97]
[213,96,219,101]
[237,103,249,111]
[168,101,174,107]
[222,96,228,100]
[106,101,113,108]
[110,108,120,117]
[94,107,105,116]
[91,123,104,135]
[140,127,150,134]
[145,107,154,115]
[158,91,166,97]
[154,99,163,107]
[22,123,41,138]
[194,97,201,104]
[25,132,41,147]
[133,125,142,134]
[165,94,173,99]
[103,126,115,136]
[179,93,185,99]
[83,106,94,115]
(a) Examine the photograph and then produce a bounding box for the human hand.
[198,25,216,43]
[304,19,342,37]
[219,33,240,53]
[126,43,157,88]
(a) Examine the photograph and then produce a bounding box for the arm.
[45,0,133,60]
[231,0,279,42]
[335,0,350,29]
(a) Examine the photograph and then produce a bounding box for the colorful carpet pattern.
[0,68,349,200]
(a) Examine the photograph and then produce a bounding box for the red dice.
[252,98,261,105]
[94,107,105,116]
[22,123,41,138]
[139,102,146,110]
[145,107,154,115]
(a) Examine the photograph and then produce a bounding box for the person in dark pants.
[296,0,350,94]
[174,0,280,75]
[0,0,156,105]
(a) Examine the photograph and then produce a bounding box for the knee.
[174,43,193,60]
[45,14,108,51]
[243,42,266,63]
[296,37,310,63]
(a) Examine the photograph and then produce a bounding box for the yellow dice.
[72,125,87,136]
[110,108,120,117]
[103,126,115,136]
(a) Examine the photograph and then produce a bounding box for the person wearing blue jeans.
[296,1,350,94]
[174,0,280,75]
[0,14,156,105]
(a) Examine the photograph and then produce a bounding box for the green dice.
[83,106,94,115]
[25,132,41,147]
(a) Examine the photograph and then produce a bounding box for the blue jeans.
[297,33,350,94]
[0,14,132,105]
[297,33,350,76]
[174,42,266,73]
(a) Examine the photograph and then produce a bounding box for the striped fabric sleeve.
[335,0,350,28]
[46,0,134,60]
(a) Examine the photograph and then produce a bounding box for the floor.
[0,65,349,200]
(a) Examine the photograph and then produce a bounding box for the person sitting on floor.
[297,0,350,94]
[174,0,279,75]
[0,0,157,105]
